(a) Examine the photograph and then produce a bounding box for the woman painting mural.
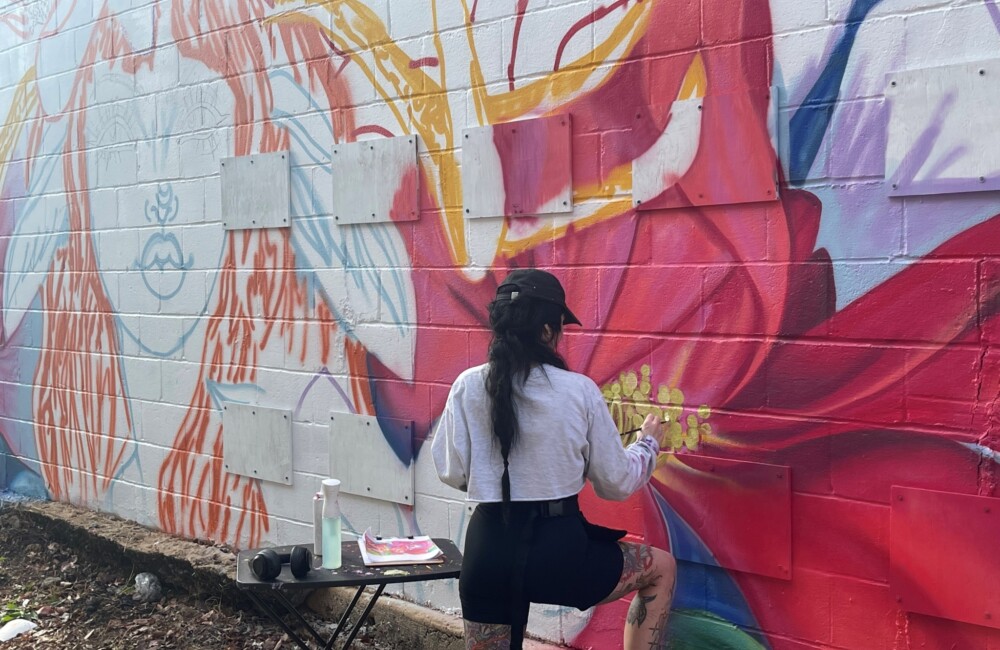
[432,269,676,650]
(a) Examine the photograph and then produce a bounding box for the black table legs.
[245,585,387,650]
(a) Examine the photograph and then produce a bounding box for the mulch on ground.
[0,502,383,649]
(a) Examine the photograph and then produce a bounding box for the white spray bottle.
[320,478,343,569]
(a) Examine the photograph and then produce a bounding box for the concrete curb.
[4,500,566,649]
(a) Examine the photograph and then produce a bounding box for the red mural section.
[369,0,1000,647]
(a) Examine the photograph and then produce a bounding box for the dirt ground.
[0,502,385,649]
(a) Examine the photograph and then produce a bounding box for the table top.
[235,538,462,590]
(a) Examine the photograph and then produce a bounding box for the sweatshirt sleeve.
[583,382,659,501]
[431,377,471,492]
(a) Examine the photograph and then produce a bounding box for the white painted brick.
[771,0,830,34]
[157,270,209,317]
[160,357,202,399]
[414,493,451,538]
[284,112,334,166]
[116,5,156,54]
[89,67,135,105]
[137,137,182,183]
[827,0,951,23]
[414,438,466,501]
[87,189,118,231]
[254,367,311,412]
[204,176,222,221]
[95,228,139,272]
[36,26,79,79]
[94,144,139,188]
[388,0,464,41]
[117,182,156,227]
[772,25,840,107]
[254,322,289,371]
[117,272,160,315]
[176,45,220,87]
[136,43,180,96]
[904,5,1000,69]
[182,223,227,270]
[138,314,190,358]
[294,376,345,424]
[502,4,594,82]
[178,127,233,178]
[137,399,191,445]
[338,490,397,536]
[120,355,162,401]
[438,20,505,88]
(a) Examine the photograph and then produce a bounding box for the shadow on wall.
[0,435,48,500]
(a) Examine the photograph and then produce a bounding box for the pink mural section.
[1,0,999,648]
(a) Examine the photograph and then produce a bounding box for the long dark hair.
[485,296,568,507]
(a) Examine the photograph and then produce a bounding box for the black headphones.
[250,546,313,581]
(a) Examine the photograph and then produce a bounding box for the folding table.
[236,539,462,650]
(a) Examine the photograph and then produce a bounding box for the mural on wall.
[1,0,999,648]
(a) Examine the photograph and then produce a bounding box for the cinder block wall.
[1,1,999,648]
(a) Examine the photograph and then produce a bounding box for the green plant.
[1,599,34,624]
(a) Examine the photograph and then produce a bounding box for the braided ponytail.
[485,296,567,511]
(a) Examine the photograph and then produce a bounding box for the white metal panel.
[221,403,294,485]
[219,151,290,230]
[462,124,507,219]
[886,60,1000,196]
[462,115,573,219]
[330,136,420,225]
[329,412,414,506]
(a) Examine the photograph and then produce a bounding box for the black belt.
[531,495,580,518]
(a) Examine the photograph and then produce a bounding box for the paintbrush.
[619,419,669,439]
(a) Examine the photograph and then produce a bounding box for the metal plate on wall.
[886,60,1000,196]
[330,135,419,225]
[462,114,573,219]
[221,403,293,485]
[329,412,414,506]
[890,486,1000,629]
[634,88,778,210]
[220,151,290,230]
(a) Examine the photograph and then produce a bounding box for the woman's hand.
[640,413,665,447]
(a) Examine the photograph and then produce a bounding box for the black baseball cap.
[495,269,582,326]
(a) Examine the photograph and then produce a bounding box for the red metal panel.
[890,486,1000,630]
[634,89,778,211]
[494,114,573,217]
[666,454,791,580]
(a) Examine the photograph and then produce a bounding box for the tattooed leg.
[599,542,677,650]
[464,620,512,650]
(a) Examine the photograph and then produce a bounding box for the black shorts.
[460,498,626,624]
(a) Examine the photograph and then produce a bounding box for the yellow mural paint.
[0,69,38,197]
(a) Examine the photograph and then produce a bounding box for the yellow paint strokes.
[496,199,633,257]
[272,0,467,263]
[0,68,38,195]
[602,364,713,453]
[678,52,707,101]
